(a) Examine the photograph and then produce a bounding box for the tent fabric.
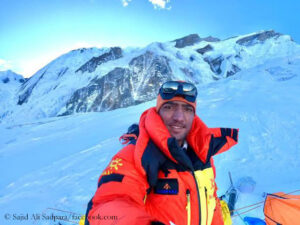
[264,192,300,225]
[243,216,266,225]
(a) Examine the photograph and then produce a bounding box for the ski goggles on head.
[159,81,198,103]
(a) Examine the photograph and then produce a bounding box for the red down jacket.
[85,107,239,225]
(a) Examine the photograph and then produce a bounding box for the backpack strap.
[119,123,139,145]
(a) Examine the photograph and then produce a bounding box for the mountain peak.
[236,30,282,46]
[0,70,25,84]
[173,34,220,48]
[173,34,201,48]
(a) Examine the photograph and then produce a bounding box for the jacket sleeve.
[208,128,239,157]
[86,145,157,225]
[208,128,238,225]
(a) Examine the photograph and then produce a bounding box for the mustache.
[168,123,185,128]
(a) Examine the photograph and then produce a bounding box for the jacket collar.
[136,107,211,165]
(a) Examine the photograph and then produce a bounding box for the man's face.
[159,101,195,146]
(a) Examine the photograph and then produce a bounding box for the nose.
[172,107,184,122]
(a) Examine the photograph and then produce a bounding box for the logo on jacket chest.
[154,178,179,195]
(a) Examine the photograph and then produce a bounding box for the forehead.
[163,101,193,108]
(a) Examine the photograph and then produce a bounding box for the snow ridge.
[1,30,300,126]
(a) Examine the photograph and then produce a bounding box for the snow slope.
[1,53,300,224]
[0,70,25,121]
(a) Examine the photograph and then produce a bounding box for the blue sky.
[1,0,300,77]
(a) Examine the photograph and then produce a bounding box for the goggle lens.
[182,83,196,95]
[162,81,181,93]
[160,81,197,102]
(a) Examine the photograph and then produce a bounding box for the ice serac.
[75,47,123,73]
[204,56,224,76]
[204,56,241,79]
[59,51,172,115]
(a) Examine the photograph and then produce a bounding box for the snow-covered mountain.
[0,70,25,121]
[0,70,25,84]
[1,30,300,125]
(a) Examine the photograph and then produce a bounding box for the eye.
[184,106,194,113]
[162,104,172,110]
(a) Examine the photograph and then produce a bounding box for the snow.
[0,70,25,121]
[1,52,300,224]
[0,100,154,225]
[1,31,300,225]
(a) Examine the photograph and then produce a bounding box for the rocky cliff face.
[196,44,214,55]
[75,47,123,73]
[18,70,47,105]
[174,34,220,48]
[59,51,172,115]
[236,30,282,46]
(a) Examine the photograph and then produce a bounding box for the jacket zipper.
[192,172,201,225]
[205,187,208,225]
[186,189,191,225]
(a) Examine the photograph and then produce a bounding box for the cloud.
[120,0,171,9]
[148,0,171,9]
[121,0,132,7]
[0,59,12,71]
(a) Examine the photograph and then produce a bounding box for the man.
[84,81,239,225]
